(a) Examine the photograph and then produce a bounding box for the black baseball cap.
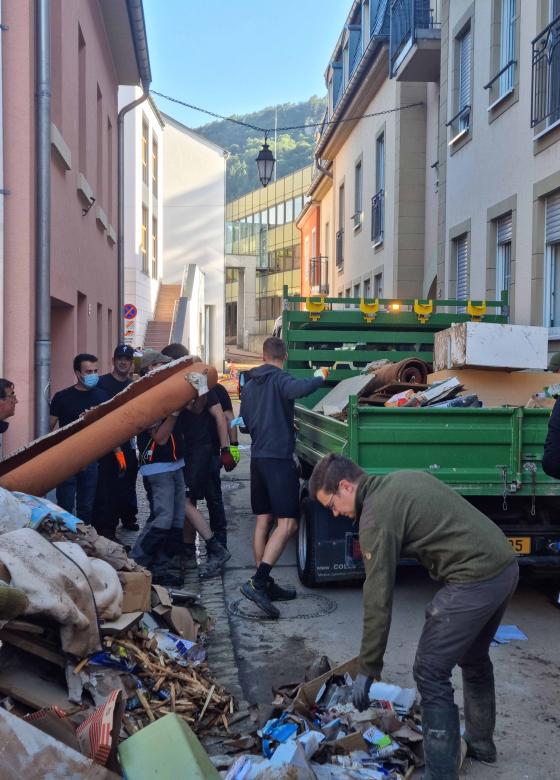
[114,344,135,360]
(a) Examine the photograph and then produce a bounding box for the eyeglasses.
[327,484,340,512]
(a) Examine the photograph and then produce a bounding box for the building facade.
[120,89,164,347]
[161,114,227,369]
[225,166,312,352]
[1,0,149,451]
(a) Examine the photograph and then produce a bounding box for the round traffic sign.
[123,303,138,320]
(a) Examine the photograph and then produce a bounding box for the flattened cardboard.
[151,584,173,608]
[163,606,198,642]
[100,611,143,636]
[429,369,553,407]
[118,569,152,613]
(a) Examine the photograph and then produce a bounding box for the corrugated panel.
[456,234,469,299]
[459,28,472,110]
[546,191,560,245]
[497,212,513,244]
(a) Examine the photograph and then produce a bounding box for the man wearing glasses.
[309,453,518,780]
[0,379,17,435]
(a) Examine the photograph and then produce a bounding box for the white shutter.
[456,235,469,301]
[546,191,560,245]
[499,0,515,95]
[459,29,472,111]
[497,212,513,244]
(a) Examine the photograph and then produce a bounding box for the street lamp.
[256,135,275,187]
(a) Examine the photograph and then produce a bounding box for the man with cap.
[92,344,139,538]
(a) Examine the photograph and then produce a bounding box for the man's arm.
[224,409,237,445]
[209,402,229,449]
[49,415,59,431]
[358,525,401,678]
[149,414,178,445]
[277,373,325,402]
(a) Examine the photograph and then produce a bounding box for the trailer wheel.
[297,498,319,587]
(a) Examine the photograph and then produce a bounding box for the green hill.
[195,96,327,202]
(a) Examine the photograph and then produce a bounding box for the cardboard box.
[433,322,548,371]
[118,570,152,613]
[294,657,368,752]
[428,369,553,407]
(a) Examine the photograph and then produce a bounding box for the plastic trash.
[492,624,528,644]
[13,491,80,532]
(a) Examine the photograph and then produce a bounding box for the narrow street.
[220,435,560,779]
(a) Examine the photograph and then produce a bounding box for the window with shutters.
[449,25,472,144]
[455,234,469,312]
[485,0,517,110]
[496,213,513,302]
[544,191,560,328]
[353,160,363,230]
[141,206,149,275]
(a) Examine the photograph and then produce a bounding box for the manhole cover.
[228,593,338,621]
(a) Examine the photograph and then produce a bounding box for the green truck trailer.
[279,289,560,586]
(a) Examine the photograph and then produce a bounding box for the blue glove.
[352,673,373,711]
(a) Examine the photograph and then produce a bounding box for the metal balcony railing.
[309,256,329,294]
[389,0,439,77]
[531,14,560,129]
[336,229,344,268]
[371,190,384,244]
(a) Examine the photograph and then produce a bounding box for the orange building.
[297,201,328,297]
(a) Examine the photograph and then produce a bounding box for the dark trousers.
[92,447,138,535]
[184,447,227,547]
[131,469,185,571]
[55,461,99,524]
[412,560,519,708]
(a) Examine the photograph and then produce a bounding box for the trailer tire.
[297,498,320,587]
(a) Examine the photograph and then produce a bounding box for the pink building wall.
[2,0,132,452]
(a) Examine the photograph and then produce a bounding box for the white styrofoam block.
[433,323,548,371]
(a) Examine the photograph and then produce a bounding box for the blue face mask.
[83,373,99,389]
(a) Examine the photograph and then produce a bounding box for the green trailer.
[279,289,560,585]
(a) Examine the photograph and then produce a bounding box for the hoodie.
[240,364,324,459]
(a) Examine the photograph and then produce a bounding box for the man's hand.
[314,367,330,380]
[230,444,240,464]
[114,449,127,478]
[352,673,373,711]
[220,447,237,472]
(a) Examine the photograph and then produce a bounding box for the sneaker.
[267,578,297,601]
[152,571,184,587]
[240,578,280,619]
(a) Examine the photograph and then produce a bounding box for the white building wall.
[161,115,226,369]
[424,82,440,297]
[119,86,163,346]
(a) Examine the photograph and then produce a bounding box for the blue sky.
[143,0,349,128]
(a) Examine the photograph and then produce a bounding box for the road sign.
[123,303,138,320]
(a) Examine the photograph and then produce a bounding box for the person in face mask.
[49,353,109,523]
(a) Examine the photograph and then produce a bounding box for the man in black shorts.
[239,336,327,618]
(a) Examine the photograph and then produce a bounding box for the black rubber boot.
[422,705,461,780]
[204,536,231,567]
[463,668,497,763]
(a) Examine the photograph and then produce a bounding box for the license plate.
[507,537,531,554]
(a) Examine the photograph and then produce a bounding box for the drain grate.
[228,593,338,621]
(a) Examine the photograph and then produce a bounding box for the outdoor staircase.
[143,283,181,350]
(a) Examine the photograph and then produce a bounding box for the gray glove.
[352,673,373,711]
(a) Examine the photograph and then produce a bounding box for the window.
[354,160,363,229]
[544,191,560,327]
[345,287,351,308]
[354,283,361,299]
[277,201,285,225]
[96,86,103,205]
[531,2,560,128]
[151,217,158,279]
[285,199,294,223]
[107,118,113,223]
[496,213,512,301]
[294,196,303,218]
[372,134,385,244]
[455,234,469,311]
[142,118,149,186]
[152,136,159,198]
[337,184,345,268]
[363,278,371,300]
[324,222,330,261]
[268,205,276,226]
[78,26,86,173]
[374,272,383,299]
[498,0,516,97]
[260,209,267,226]
[141,206,149,274]
[450,26,472,138]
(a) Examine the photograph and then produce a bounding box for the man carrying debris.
[239,336,327,618]
[309,453,518,780]
[93,344,139,539]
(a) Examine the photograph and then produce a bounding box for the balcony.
[389,0,441,81]
[531,14,560,132]
[371,190,384,245]
[336,229,344,269]
[309,256,329,295]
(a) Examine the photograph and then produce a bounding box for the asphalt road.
[221,436,560,779]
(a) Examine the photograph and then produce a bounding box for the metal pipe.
[117,90,148,343]
[0,0,5,376]
[34,0,51,437]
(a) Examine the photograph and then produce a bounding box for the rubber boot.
[421,705,461,780]
[463,670,497,763]
[199,536,231,579]
[130,527,169,569]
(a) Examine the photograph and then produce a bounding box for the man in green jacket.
[309,454,518,780]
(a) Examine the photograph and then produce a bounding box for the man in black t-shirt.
[49,353,108,522]
[93,344,139,539]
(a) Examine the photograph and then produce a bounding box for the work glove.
[220,447,237,472]
[230,444,240,464]
[352,673,373,712]
[114,449,127,479]
[314,367,330,380]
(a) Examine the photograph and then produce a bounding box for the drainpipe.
[0,0,5,376]
[117,88,148,343]
[35,0,51,437]
[314,155,333,179]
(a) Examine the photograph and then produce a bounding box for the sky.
[143,0,350,129]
